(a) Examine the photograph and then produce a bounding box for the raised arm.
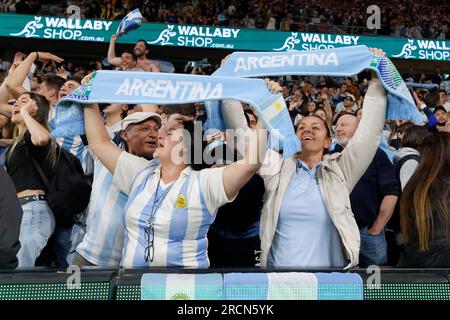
[222,111,268,200]
[338,77,387,191]
[20,99,51,146]
[107,35,122,67]
[5,52,63,99]
[84,103,123,174]
[0,75,12,118]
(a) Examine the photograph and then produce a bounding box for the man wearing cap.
[333,92,357,122]
[73,112,161,266]
[345,77,361,100]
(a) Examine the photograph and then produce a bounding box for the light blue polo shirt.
[268,160,345,268]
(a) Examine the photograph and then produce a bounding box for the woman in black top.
[5,92,57,267]
[399,131,450,267]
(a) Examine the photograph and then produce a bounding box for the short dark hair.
[401,125,428,149]
[41,74,65,92]
[32,75,42,83]
[66,76,82,84]
[136,39,150,52]
[122,50,138,61]
[434,106,447,114]
[161,104,196,117]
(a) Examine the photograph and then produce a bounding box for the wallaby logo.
[148,25,177,46]
[10,16,44,38]
[393,39,418,59]
[274,32,301,51]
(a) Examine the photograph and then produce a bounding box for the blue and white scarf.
[51,70,300,156]
[116,9,143,36]
[207,45,422,132]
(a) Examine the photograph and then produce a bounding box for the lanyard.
[146,175,175,228]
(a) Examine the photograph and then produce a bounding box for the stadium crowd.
[1,0,449,39]
[0,37,449,270]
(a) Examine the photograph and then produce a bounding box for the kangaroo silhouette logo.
[393,39,417,59]
[10,16,44,38]
[274,32,301,51]
[148,25,177,46]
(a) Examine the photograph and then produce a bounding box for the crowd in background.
[0,2,449,270]
[0,40,449,270]
[1,0,449,39]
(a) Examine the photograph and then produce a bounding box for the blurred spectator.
[107,35,141,71]
[15,0,40,14]
[399,131,450,268]
[334,113,400,267]
[431,67,445,85]
[133,40,160,72]
[438,89,450,111]
[0,166,23,268]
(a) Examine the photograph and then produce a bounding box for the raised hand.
[57,66,69,80]
[13,52,24,67]
[35,52,64,64]
[20,99,38,117]
[369,47,386,57]
[81,72,95,86]
[265,78,282,94]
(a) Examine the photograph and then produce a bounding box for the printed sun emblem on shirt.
[175,194,187,208]
[171,293,190,300]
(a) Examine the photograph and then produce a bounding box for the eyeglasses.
[143,176,175,263]
[144,219,155,263]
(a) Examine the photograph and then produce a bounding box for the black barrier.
[0,267,116,300]
[0,268,449,300]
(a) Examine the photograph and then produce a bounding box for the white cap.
[121,112,161,130]
[344,93,356,102]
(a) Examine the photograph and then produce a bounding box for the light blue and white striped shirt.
[113,152,232,268]
[76,122,127,266]
[49,107,94,175]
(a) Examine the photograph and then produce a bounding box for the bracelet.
[35,52,39,60]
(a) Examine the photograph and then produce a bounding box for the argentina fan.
[0,0,449,309]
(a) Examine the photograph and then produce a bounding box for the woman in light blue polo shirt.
[247,49,389,269]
